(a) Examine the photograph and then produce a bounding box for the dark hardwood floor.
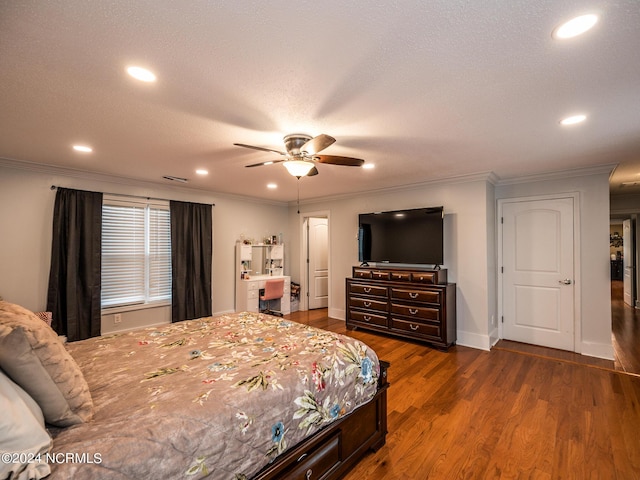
[286,308,640,479]
[611,280,640,375]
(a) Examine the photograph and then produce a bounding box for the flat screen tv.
[358,206,444,266]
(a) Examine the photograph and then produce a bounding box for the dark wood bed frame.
[253,360,389,480]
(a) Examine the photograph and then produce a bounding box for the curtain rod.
[50,185,215,206]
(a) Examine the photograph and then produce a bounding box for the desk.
[236,275,291,314]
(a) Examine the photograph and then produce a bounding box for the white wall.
[1,160,613,357]
[287,166,613,357]
[0,162,290,333]
[288,174,496,350]
[495,166,614,359]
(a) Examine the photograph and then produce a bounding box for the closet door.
[501,196,575,351]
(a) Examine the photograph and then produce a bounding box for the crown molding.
[0,157,288,207]
[495,164,617,186]
[292,171,498,207]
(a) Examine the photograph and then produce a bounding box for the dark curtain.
[170,200,212,322]
[46,188,103,341]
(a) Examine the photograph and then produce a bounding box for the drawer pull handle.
[410,324,419,331]
[306,469,313,480]
[297,453,308,462]
[364,316,371,322]
[364,287,371,293]
[409,308,419,315]
[409,292,419,299]
[364,301,371,307]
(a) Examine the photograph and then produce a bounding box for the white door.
[308,217,329,309]
[501,197,575,351]
[623,219,634,306]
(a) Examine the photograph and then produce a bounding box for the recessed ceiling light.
[560,114,587,126]
[267,183,277,189]
[195,169,208,175]
[362,163,375,170]
[553,14,599,39]
[126,66,157,82]
[72,145,93,153]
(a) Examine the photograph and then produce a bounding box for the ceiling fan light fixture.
[283,160,314,177]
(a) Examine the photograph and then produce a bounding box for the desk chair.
[260,278,285,317]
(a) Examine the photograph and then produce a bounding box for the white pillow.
[0,369,52,480]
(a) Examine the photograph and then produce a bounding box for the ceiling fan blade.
[234,143,287,156]
[306,166,319,176]
[245,159,285,168]
[301,134,336,155]
[314,154,365,167]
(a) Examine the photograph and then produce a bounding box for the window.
[101,196,171,309]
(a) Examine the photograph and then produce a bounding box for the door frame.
[622,218,635,307]
[298,210,331,312]
[497,192,582,352]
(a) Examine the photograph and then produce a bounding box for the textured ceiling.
[1,1,639,202]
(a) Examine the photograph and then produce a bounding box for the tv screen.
[358,206,444,266]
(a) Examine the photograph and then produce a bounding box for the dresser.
[346,266,456,350]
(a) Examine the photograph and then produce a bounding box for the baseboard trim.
[456,330,491,351]
[581,340,615,361]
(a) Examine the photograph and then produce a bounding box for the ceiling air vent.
[162,175,188,183]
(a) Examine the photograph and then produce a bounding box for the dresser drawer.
[372,270,390,280]
[411,272,437,284]
[349,283,388,298]
[390,303,439,321]
[391,318,441,339]
[282,432,341,480]
[390,271,411,282]
[349,297,388,312]
[391,288,441,304]
[349,309,388,328]
[353,268,372,279]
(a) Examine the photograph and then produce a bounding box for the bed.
[0,302,388,480]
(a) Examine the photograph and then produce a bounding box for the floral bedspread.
[48,312,380,479]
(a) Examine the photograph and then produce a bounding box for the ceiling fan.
[234,133,364,177]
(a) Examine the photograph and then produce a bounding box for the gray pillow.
[0,301,93,427]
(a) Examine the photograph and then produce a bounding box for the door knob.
[559,279,572,285]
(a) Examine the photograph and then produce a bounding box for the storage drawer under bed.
[281,432,341,480]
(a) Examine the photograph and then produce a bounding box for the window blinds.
[101,198,171,309]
